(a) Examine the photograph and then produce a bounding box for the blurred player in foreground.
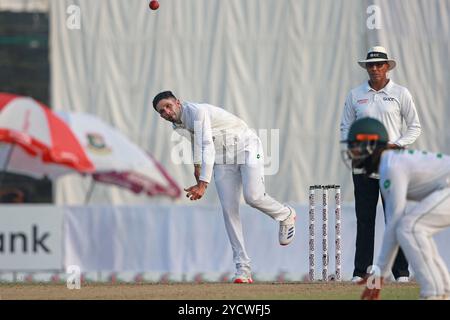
[152,91,296,283]
[342,117,450,300]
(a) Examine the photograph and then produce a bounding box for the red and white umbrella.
[0,93,94,178]
[0,93,180,202]
[56,111,181,200]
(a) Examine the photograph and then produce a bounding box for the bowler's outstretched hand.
[185,181,208,201]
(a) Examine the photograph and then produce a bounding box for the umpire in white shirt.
[340,46,421,283]
[153,91,296,283]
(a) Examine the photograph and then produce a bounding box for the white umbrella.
[56,111,181,202]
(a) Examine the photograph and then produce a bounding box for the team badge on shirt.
[383,179,391,190]
[357,99,368,104]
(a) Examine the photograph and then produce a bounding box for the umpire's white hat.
[358,46,396,70]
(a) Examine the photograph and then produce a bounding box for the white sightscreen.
[50,0,450,204]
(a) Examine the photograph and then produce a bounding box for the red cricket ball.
[149,0,159,10]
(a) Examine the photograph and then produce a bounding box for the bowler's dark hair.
[152,91,177,110]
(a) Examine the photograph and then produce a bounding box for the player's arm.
[360,161,408,299]
[340,92,356,142]
[376,162,408,278]
[187,133,201,183]
[394,89,421,147]
[185,108,215,200]
[173,127,201,184]
[194,163,201,183]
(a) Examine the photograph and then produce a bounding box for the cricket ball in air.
[149,0,160,10]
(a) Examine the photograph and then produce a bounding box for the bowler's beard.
[173,106,182,124]
[167,111,181,124]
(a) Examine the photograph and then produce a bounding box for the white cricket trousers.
[213,135,291,272]
[396,188,450,298]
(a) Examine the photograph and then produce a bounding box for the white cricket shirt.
[173,101,252,183]
[340,80,421,147]
[376,150,450,278]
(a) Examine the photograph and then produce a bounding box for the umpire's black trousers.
[352,173,410,279]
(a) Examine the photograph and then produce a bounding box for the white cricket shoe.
[232,268,253,284]
[279,207,296,246]
[351,276,364,283]
[396,276,409,283]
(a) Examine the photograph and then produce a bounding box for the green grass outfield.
[0,282,420,300]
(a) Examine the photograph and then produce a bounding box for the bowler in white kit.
[152,91,296,283]
[342,117,450,300]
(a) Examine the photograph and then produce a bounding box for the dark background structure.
[0,11,52,203]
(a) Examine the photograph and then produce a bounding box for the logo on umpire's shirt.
[383,97,395,101]
[86,133,112,154]
[383,179,391,189]
[357,99,368,104]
